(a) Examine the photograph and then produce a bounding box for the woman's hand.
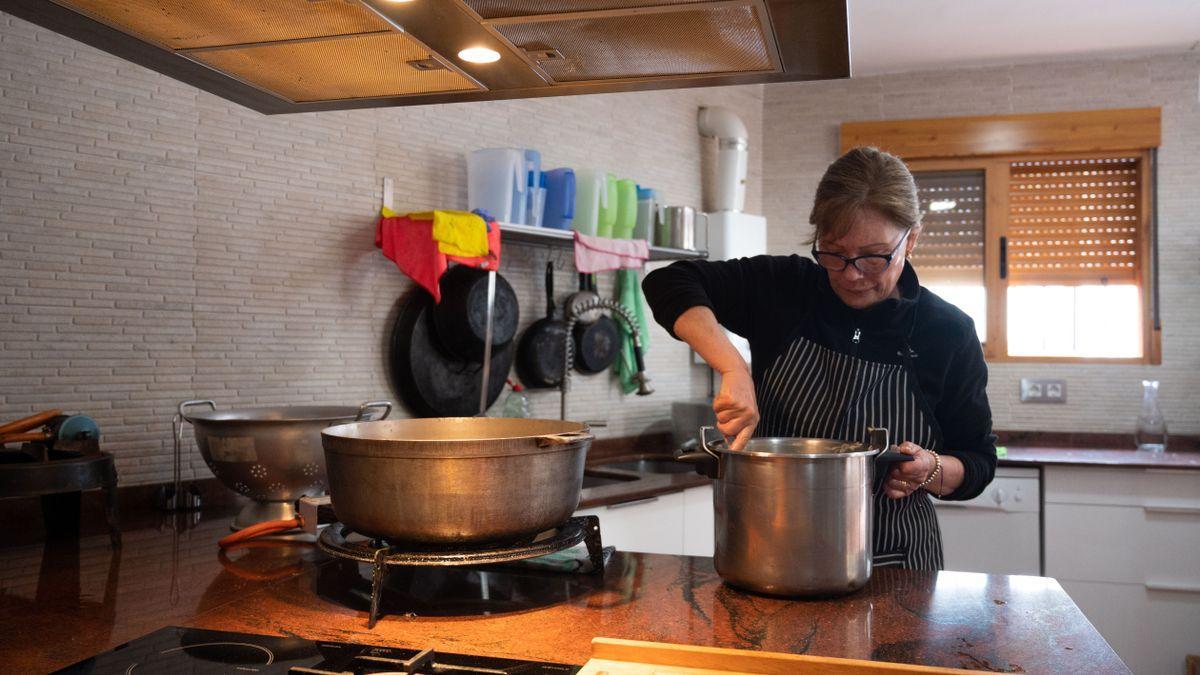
[883,441,937,499]
[713,368,759,451]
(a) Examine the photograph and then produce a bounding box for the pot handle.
[536,431,594,447]
[674,426,724,479]
[698,425,728,459]
[867,427,916,464]
[177,399,216,422]
[355,400,393,421]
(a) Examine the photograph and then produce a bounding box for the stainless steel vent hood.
[5,0,849,114]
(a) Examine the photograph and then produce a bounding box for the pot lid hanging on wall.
[7,0,850,114]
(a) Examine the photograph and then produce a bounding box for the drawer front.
[1045,503,1200,585]
[1045,465,1200,508]
[1061,579,1200,675]
[576,490,685,555]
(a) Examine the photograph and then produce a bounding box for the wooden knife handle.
[0,409,63,436]
[0,430,51,446]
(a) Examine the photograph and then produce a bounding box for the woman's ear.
[905,224,923,256]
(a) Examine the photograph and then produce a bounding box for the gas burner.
[318,516,605,628]
[56,626,579,674]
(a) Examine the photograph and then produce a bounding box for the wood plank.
[840,108,1161,159]
[582,638,975,674]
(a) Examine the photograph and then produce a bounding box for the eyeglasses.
[811,229,910,275]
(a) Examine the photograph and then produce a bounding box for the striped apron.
[755,332,944,571]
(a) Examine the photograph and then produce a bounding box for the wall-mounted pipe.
[698,106,749,213]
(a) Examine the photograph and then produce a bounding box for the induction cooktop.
[55,626,579,674]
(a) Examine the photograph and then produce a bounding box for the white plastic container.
[468,148,526,224]
[572,168,608,237]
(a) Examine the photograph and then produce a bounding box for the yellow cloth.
[407,210,490,257]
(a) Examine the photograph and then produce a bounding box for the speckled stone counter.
[0,508,1128,674]
[1000,446,1200,470]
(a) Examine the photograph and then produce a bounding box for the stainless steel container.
[321,417,593,544]
[180,399,392,530]
[678,427,909,596]
[657,205,697,250]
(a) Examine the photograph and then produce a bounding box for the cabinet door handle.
[1144,580,1200,594]
[1143,503,1200,516]
[608,496,660,509]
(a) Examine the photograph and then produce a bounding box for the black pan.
[516,262,567,388]
[392,289,512,417]
[432,265,519,362]
[572,274,619,374]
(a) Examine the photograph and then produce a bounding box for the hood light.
[458,47,501,64]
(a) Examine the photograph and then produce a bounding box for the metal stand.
[319,516,606,628]
[0,452,121,548]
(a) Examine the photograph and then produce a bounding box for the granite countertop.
[1000,446,1200,470]
[0,507,1127,673]
[582,443,1200,511]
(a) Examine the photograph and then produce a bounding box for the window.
[909,152,1154,362]
[910,170,987,341]
[842,108,1161,364]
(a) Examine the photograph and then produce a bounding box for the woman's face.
[815,209,919,310]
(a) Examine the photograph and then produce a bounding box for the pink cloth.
[573,231,650,273]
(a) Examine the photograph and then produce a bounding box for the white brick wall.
[0,14,764,486]
[762,53,1200,436]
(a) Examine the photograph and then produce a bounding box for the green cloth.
[615,269,650,394]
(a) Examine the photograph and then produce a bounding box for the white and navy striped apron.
[756,334,943,570]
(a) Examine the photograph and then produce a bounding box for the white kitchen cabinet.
[682,483,715,557]
[575,491,685,555]
[576,485,714,557]
[1044,465,1200,675]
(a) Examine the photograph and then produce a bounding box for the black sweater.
[643,255,997,501]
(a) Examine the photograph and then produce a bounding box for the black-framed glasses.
[811,229,910,275]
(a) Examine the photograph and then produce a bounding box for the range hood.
[5,0,849,114]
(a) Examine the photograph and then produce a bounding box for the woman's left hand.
[883,441,937,500]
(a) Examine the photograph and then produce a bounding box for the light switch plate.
[1020,378,1067,403]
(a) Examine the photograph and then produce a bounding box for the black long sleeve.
[643,255,996,501]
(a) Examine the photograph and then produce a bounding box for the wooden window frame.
[840,108,1162,365]
[906,152,1160,364]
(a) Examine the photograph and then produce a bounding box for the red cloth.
[375,215,502,303]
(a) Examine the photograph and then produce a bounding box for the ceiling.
[848,0,1200,76]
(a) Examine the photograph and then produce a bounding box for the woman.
[643,147,996,570]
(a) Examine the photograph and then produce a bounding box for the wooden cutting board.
[578,638,975,675]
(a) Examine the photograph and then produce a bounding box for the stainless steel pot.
[656,206,704,250]
[321,417,593,545]
[179,399,392,529]
[677,426,912,597]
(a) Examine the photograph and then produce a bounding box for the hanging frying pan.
[391,290,512,417]
[572,274,619,374]
[516,262,567,388]
[432,265,519,361]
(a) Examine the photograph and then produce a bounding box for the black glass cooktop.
[56,626,579,674]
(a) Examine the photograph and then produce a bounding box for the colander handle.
[178,399,216,422]
[355,401,393,421]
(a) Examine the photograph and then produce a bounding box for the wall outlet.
[1020,378,1067,404]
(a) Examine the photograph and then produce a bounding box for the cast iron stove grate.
[318,515,605,627]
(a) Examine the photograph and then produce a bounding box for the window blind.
[1007,156,1142,285]
[911,170,985,285]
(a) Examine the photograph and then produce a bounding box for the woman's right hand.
[713,368,759,451]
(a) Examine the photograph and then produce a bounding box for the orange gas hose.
[217,516,303,549]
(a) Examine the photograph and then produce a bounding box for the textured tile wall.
[762,52,1200,436]
[0,14,763,486]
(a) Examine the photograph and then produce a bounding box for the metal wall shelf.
[499,222,707,261]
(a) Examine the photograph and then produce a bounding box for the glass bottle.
[1134,379,1168,453]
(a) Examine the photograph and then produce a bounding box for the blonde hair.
[807,147,920,245]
